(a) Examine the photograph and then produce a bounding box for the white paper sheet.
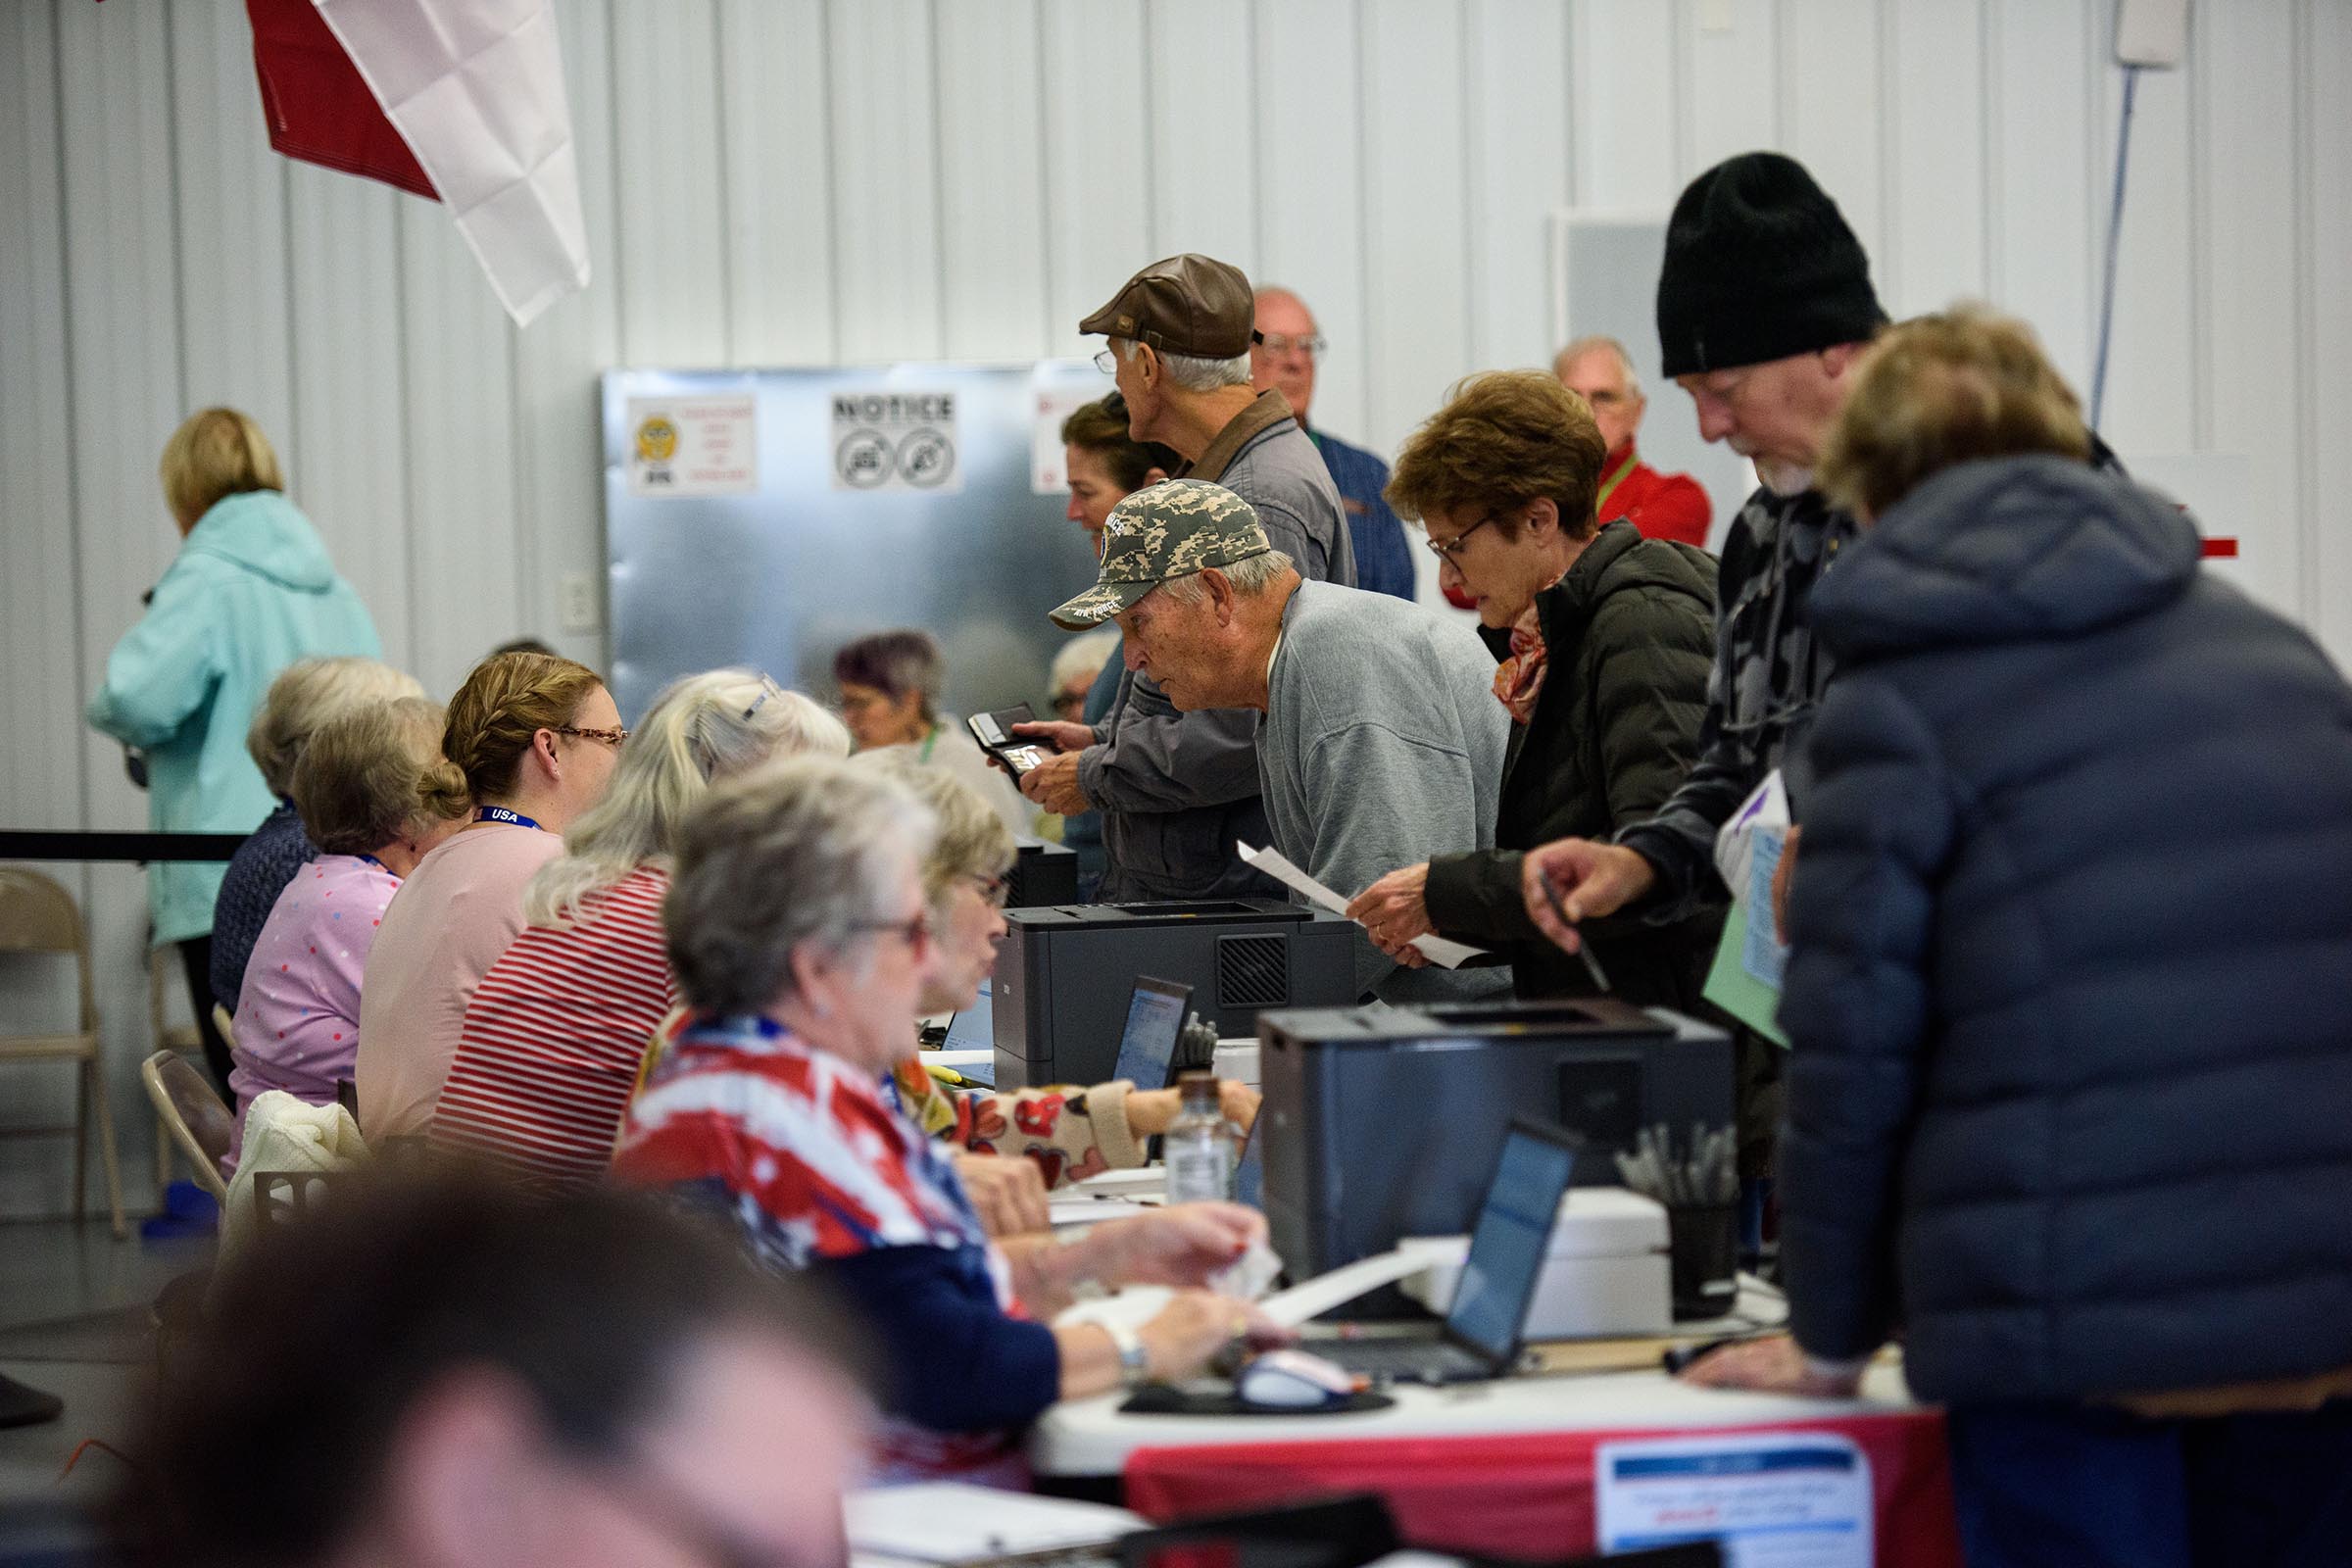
[845,1483,1140,1564]
[1238,843,1491,969]
[1254,1239,1463,1328]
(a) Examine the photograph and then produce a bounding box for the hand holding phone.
[968,706,1058,776]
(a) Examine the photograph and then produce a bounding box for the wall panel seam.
[928,0,949,360]
[161,0,191,417]
[820,0,847,364]
[2185,1,2212,451]
[50,0,95,839]
[2291,0,2321,623]
[711,0,737,367]
[602,0,628,363]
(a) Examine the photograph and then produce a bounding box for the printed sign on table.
[627,395,757,497]
[1595,1432,1872,1567]
[831,390,961,493]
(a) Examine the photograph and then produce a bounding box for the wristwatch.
[1103,1319,1153,1390]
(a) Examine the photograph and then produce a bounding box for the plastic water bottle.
[1162,1070,1234,1202]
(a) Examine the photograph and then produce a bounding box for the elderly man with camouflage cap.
[1051,480,1509,1005]
[1011,254,1354,903]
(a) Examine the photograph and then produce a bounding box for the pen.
[1537,866,1612,993]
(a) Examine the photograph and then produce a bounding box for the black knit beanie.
[1655,151,1886,378]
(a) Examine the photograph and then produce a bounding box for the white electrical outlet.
[560,571,601,632]
[1699,0,1734,33]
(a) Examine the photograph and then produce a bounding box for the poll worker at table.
[1347,371,1721,1007]
[1011,254,1355,902]
[211,656,423,1018]
[84,407,381,1095]
[225,697,467,1174]
[613,758,1288,1486]
[357,651,620,1139]
[1552,335,1714,548]
[1250,284,1416,601]
[833,628,1034,840]
[115,1172,871,1568]
[1049,480,1510,1005]
[429,671,850,1192]
[1683,308,2352,1568]
[856,751,1260,1225]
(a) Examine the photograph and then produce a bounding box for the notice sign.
[1595,1433,1871,1567]
[627,396,757,497]
[831,389,961,493]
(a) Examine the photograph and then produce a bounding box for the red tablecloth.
[1124,1410,1961,1566]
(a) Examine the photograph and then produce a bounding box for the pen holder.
[1667,1202,1740,1321]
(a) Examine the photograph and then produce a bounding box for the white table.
[1030,1356,1917,1477]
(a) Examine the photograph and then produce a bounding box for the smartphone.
[967,705,1058,776]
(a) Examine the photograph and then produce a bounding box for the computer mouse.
[1236,1348,1362,1409]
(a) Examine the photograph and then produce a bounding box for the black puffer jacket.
[1424,520,1724,1005]
[1781,455,2352,1404]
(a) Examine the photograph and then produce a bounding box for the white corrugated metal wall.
[1,0,2346,1216]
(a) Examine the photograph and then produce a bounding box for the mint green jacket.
[85,491,381,946]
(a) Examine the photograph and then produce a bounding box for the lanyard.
[918,724,940,763]
[679,1012,789,1052]
[355,854,385,870]
[475,805,544,831]
[1595,446,1640,516]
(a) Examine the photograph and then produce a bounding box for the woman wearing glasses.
[1347,370,1723,1009]
[616,759,1287,1486]
[855,753,1258,1229]
[430,669,849,1191]
[355,651,622,1139]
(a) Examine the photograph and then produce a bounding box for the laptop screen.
[1446,1124,1578,1361]
[1109,977,1191,1089]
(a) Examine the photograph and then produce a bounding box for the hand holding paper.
[1239,843,1491,969]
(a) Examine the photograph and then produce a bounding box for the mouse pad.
[1118,1387,1396,1417]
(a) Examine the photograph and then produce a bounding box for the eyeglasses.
[1051,690,1089,717]
[962,871,1010,909]
[1424,510,1502,563]
[557,724,630,748]
[848,910,933,952]
[742,675,781,721]
[1257,331,1327,359]
[1093,347,1121,373]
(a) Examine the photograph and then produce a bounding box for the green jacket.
[1423,520,1724,1006]
[85,491,380,946]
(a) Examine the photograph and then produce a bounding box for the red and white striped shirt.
[430,862,676,1190]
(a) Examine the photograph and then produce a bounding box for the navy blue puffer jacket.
[1779,454,2352,1404]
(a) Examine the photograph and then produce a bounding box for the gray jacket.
[1257,580,1513,1004]
[1079,391,1356,901]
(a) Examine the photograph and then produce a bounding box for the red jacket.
[1598,444,1711,548]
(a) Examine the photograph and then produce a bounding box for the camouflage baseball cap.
[1048,479,1272,630]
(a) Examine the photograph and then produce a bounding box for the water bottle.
[1162,1070,1234,1202]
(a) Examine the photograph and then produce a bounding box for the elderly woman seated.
[212,657,425,1018]
[854,750,1257,1226]
[430,670,848,1191]
[614,758,1286,1485]
[225,698,467,1171]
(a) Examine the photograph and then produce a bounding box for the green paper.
[1703,898,1789,1048]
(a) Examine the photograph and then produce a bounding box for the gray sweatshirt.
[1257,580,1515,1004]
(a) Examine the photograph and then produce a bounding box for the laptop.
[1317,1117,1581,1385]
[935,978,997,1087]
[1109,976,1192,1090]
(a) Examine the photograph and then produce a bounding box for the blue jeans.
[1943,1399,2352,1568]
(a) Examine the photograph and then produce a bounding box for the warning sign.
[830,390,961,493]
[627,396,757,497]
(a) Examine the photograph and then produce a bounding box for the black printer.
[990,900,1358,1091]
[1007,838,1079,908]
[1256,998,1736,1279]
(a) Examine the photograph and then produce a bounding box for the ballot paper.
[1255,1239,1466,1328]
[1238,843,1491,969]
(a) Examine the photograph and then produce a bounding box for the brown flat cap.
[1079,253,1259,359]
